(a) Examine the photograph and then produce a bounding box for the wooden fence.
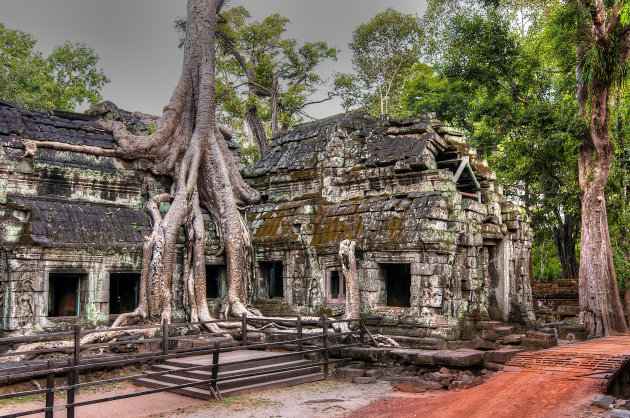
[0,315,377,417]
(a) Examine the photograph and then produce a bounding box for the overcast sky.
[1,0,427,118]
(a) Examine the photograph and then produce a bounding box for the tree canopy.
[0,22,109,111]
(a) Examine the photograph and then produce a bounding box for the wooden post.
[45,359,55,418]
[242,312,248,346]
[211,341,220,393]
[67,324,80,418]
[296,314,303,352]
[322,315,329,380]
[162,318,169,356]
[359,315,365,345]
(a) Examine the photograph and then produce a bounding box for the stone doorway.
[109,273,140,315]
[381,264,411,307]
[260,261,284,299]
[326,267,345,305]
[205,265,226,299]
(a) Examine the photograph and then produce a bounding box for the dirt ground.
[5,336,628,418]
[0,371,613,418]
[0,379,411,417]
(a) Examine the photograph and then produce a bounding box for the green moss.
[2,223,23,243]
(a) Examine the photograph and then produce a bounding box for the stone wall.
[245,113,535,339]
[0,102,535,339]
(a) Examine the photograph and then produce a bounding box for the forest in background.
[2,0,629,290]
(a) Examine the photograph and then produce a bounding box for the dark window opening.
[260,261,283,298]
[48,273,86,317]
[382,264,411,307]
[109,273,140,315]
[327,268,346,303]
[206,265,226,299]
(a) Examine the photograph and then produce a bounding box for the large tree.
[574,0,630,336]
[0,22,109,111]
[105,0,260,328]
[176,7,337,158]
[335,8,423,117]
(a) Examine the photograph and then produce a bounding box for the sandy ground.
[173,380,414,418]
[0,379,411,418]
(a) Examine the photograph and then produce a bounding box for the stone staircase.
[253,298,296,317]
[134,350,323,399]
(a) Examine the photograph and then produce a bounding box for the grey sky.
[1,0,427,118]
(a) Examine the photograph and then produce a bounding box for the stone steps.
[134,350,323,399]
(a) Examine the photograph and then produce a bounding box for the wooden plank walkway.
[505,335,630,382]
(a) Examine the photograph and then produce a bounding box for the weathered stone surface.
[391,376,443,392]
[484,348,523,364]
[390,348,436,365]
[592,395,615,409]
[557,324,588,341]
[433,349,485,368]
[1,100,535,336]
[353,376,377,384]
[502,334,525,345]
[483,361,504,371]
[611,409,630,418]
[336,367,365,382]
[465,338,499,351]
[365,369,383,379]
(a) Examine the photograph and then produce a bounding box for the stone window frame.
[377,262,413,308]
[326,266,345,305]
[46,269,89,319]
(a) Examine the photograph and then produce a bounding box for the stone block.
[612,409,630,418]
[336,367,365,382]
[365,369,383,379]
[391,376,443,393]
[390,348,435,365]
[521,337,557,351]
[502,334,524,345]
[464,338,499,351]
[557,324,588,341]
[433,349,485,368]
[353,376,377,384]
[484,349,523,364]
[592,395,615,409]
[483,361,505,371]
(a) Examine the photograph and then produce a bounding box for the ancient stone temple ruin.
[0,100,535,338]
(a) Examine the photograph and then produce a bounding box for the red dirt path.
[348,336,630,418]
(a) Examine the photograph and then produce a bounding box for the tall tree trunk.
[271,74,279,137]
[552,209,579,280]
[105,0,260,328]
[339,240,361,320]
[578,83,627,336]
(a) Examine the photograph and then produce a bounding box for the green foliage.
[178,7,337,141]
[335,8,423,117]
[0,22,109,111]
[531,236,563,282]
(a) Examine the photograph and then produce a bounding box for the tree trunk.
[271,74,279,137]
[105,0,260,328]
[552,210,579,280]
[578,82,628,336]
[339,240,361,320]
[246,106,268,156]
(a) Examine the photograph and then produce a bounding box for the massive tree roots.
[103,0,260,329]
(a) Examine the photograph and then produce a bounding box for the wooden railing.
[0,315,378,418]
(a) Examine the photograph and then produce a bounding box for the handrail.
[0,314,379,417]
